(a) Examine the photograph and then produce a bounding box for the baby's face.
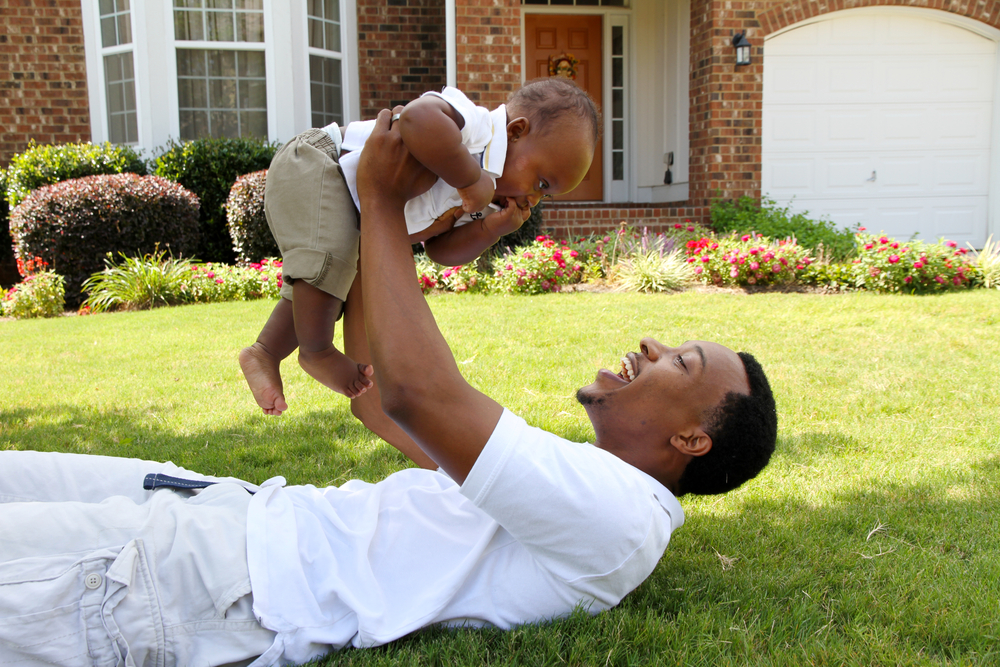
[495,118,594,212]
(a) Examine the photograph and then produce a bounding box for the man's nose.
[640,337,662,360]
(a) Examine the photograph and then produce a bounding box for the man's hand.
[482,196,530,239]
[457,170,496,215]
[357,108,437,211]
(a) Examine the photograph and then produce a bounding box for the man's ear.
[669,429,713,458]
[507,117,529,142]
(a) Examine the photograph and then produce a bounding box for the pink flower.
[573,264,581,271]
[796,264,804,270]
[748,276,757,285]
[730,268,739,278]
[890,242,899,249]
[749,248,759,255]
[555,269,564,277]
[953,275,962,285]
[516,269,526,277]
[442,269,453,278]
[207,271,215,279]
[935,275,946,284]
[262,275,269,281]
[864,243,874,250]
[694,267,703,274]
[215,278,223,284]
[273,261,282,267]
[536,235,547,242]
[945,240,957,248]
[888,255,900,264]
[701,256,710,263]
[904,276,912,284]
[858,226,867,231]
[914,261,924,269]
[603,236,610,243]
[674,223,683,229]
[772,264,781,272]
[749,262,759,270]
[569,250,579,258]
[505,263,513,270]
[687,226,695,232]
[687,257,697,263]
[523,252,533,259]
[879,236,889,244]
[190,266,199,271]
[741,234,751,242]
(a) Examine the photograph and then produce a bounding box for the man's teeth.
[620,357,635,382]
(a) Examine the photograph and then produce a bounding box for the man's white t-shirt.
[245,409,684,666]
[335,87,508,236]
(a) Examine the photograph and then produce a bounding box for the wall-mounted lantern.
[732,32,752,66]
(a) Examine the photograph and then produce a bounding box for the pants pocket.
[0,547,121,666]
[0,540,164,667]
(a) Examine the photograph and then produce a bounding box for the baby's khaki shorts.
[265,127,359,303]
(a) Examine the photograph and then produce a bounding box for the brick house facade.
[4,0,1000,242]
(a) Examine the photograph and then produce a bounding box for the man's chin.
[575,387,603,406]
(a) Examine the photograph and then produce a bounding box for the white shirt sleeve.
[420,87,495,155]
[460,409,678,604]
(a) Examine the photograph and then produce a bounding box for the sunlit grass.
[2,290,998,665]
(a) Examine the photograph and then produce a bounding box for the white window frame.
[81,0,360,155]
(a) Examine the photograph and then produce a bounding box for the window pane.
[325,0,339,20]
[237,12,264,42]
[309,54,343,126]
[612,88,623,118]
[612,26,623,56]
[612,120,623,150]
[104,52,138,144]
[118,0,131,11]
[100,0,115,14]
[325,22,340,52]
[612,58,623,88]
[178,49,267,140]
[309,18,324,49]
[308,0,322,18]
[174,10,204,41]
[175,0,262,42]
[613,152,623,180]
[207,11,235,41]
[208,0,234,8]
[118,14,132,44]
[101,17,117,47]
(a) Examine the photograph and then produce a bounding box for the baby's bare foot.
[239,344,289,416]
[298,347,374,399]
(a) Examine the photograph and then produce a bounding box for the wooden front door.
[525,14,603,202]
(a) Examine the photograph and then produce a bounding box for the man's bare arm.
[358,110,503,483]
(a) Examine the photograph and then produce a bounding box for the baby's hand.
[456,170,495,215]
[483,197,529,238]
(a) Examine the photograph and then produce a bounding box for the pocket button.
[85,573,104,590]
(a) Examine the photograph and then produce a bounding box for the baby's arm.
[396,96,494,214]
[423,197,529,266]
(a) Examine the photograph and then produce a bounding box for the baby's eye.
[538,179,549,191]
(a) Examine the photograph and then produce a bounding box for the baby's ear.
[507,117,529,141]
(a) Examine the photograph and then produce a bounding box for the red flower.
[888,255,900,264]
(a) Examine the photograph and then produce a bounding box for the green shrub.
[850,232,976,293]
[5,141,146,209]
[801,261,859,291]
[2,266,65,319]
[684,232,813,287]
[610,229,693,293]
[226,169,278,264]
[711,196,856,261]
[152,138,280,263]
[414,252,442,293]
[971,235,1000,289]
[10,174,201,307]
[82,253,283,311]
[0,168,11,269]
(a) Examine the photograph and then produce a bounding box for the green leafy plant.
[81,250,199,312]
[9,174,201,307]
[711,196,855,261]
[684,233,812,287]
[851,231,976,293]
[970,235,1000,289]
[226,169,278,264]
[2,257,65,319]
[414,252,442,293]
[0,167,12,277]
[82,253,284,312]
[5,140,147,209]
[152,137,280,263]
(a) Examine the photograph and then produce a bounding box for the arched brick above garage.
[757,0,1000,37]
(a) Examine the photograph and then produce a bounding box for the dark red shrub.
[9,173,200,306]
[226,170,278,264]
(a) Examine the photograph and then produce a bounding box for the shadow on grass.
[0,403,418,486]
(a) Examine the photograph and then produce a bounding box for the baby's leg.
[240,298,297,415]
[342,269,437,469]
[293,279,373,398]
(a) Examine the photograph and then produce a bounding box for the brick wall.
[685,0,764,225]
[0,0,91,168]
[541,204,705,239]
[356,0,447,119]
[454,0,521,109]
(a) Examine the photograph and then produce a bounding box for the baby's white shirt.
[334,87,508,236]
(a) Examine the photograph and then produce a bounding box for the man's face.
[577,338,749,464]
[494,118,593,212]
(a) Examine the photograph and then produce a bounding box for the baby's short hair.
[507,78,601,147]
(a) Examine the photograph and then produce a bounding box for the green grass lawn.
[2,290,999,666]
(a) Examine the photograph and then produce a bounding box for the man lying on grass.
[0,110,778,667]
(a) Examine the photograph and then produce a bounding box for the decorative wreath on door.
[548,53,579,80]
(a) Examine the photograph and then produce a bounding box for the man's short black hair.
[507,77,602,146]
[677,352,777,496]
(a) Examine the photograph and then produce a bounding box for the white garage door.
[762,10,997,245]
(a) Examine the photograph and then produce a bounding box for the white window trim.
[81,0,361,155]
